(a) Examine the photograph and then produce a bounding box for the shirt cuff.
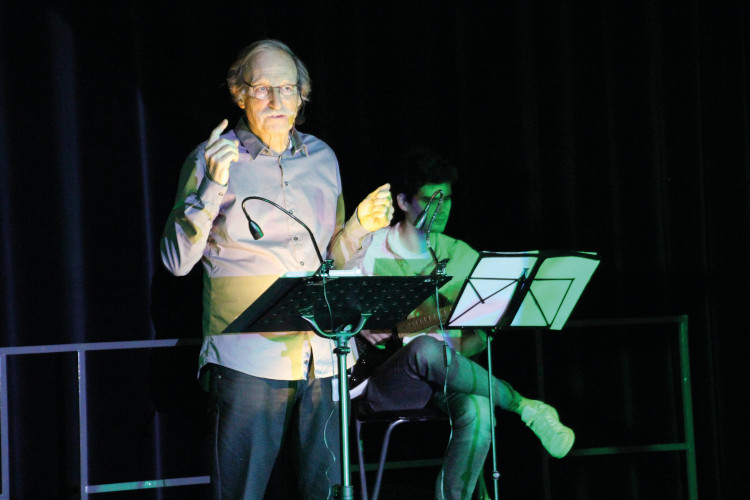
[345,211,373,240]
[197,176,228,206]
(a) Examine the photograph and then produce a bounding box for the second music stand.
[446,250,600,500]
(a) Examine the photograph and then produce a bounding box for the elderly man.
[160,39,392,499]
[349,148,575,500]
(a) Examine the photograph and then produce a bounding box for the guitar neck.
[396,306,453,334]
[350,305,455,390]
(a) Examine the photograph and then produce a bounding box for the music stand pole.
[484,333,501,499]
[334,336,354,500]
[301,313,371,500]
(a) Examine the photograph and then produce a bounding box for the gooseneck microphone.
[411,190,448,277]
[414,208,429,231]
[240,195,329,269]
[414,190,444,232]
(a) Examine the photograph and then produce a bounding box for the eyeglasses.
[244,82,299,100]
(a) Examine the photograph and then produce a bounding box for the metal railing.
[562,315,697,499]
[0,316,697,499]
[0,338,209,499]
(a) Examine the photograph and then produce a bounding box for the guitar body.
[349,305,453,390]
[349,332,402,390]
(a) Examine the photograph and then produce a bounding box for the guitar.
[349,305,453,390]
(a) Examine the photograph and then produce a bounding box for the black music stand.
[224,270,450,500]
[446,250,600,500]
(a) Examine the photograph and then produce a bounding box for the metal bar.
[78,350,89,500]
[678,316,699,500]
[569,443,690,456]
[566,316,688,328]
[86,475,210,493]
[534,330,551,500]
[0,338,198,356]
[1,355,10,500]
[352,458,444,473]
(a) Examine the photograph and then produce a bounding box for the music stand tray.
[224,270,450,333]
[447,250,600,331]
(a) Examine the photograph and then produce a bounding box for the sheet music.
[448,250,599,330]
[515,255,600,329]
[449,253,538,328]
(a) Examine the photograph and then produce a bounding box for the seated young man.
[348,148,575,500]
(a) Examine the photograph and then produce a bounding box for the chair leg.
[355,419,369,500]
[371,418,406,500]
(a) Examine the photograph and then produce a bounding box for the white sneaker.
[521,400,575,458]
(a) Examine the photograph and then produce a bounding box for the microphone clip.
[432,258,449,277]
[313,259,335,279]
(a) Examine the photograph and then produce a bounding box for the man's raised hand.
[357,183,393,232]
[204,119,239,186]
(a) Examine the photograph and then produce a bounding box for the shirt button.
[300,262,304,266]
[293,236,299,241]
[284,181,289,186]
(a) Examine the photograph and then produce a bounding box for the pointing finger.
[207,119,229,147]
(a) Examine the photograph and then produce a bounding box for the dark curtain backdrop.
[2,0,749,498]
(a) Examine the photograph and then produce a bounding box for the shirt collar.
[233,116,308,159]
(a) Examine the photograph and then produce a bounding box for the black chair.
[353,403,449,500]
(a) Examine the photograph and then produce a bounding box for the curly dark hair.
[390,147,458,222]
[391,146,458,200]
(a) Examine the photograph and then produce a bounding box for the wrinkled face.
[398,182,453,233]
[236,48,301,141]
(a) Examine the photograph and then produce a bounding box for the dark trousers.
[208,364,341,500]
[359,335,521,500]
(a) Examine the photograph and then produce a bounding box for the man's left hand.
[357,183,393,232]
